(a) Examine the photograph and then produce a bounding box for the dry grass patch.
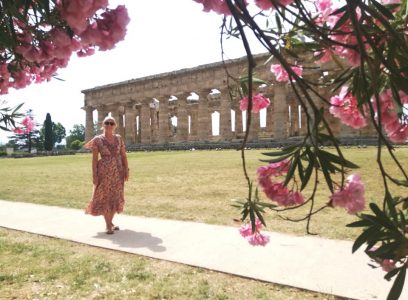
[0,228,342,300]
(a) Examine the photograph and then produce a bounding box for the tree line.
[4,110,90,152]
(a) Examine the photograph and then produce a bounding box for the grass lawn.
[0,147,406,240]
[0,147,406,299]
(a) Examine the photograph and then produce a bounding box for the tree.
[65,124,85,149]
[43,113,53,151]
[52,122,66,145]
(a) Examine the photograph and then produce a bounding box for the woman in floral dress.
[84,116,129,234]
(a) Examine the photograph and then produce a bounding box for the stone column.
[265,95,274,135]
[273,83,288,140]
[175,93,189,142]
[124,103,136,144]
[84,106,94,142]
[197,91,211,141]
[189,105,199,140]
[247,108,260,141]
[235,108,243,137]
[139,101,151,144]
[219,88,232,141]
[97,106,108,134]
[150,106,158,143]
[158,97,169,144]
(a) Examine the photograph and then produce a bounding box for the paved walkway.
[0,199,407,300]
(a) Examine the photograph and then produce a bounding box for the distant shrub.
[70,140,85,150]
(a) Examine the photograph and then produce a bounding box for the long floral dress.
[84,134,126,215]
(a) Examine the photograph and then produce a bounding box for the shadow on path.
[93,229,166,252]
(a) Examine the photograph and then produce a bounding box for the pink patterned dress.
[84,134,126,215]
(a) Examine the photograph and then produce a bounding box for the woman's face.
[103,119,116,131]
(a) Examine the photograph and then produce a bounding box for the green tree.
[43,113,53,151]
[65,124,85,149]
[52,122,66,145]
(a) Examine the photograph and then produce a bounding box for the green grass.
[0,147,406,240]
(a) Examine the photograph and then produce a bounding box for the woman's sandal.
[112,225,120,231]
[106,228,114,234]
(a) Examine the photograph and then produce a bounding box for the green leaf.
[262,143,301,157]
[385,191,398,223]
[260,152,294,163]
[352,226,380,253]
[284,155,298,186]
[318,149,359,169]
[318,156,334,192]
[297,158,304,182]
[387,267,406,300]
[371,0,395,20]
[385,267,400,281]
[369,203,400,233]
[368,242,400,259]
[346,219,374,228]
[301,150,315,191]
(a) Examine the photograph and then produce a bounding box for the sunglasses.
[104,121,115,126]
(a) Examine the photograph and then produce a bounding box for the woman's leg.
[104,212,114,233]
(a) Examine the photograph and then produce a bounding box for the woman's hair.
[101,115,117,130]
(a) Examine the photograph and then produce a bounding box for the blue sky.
[0,0,265,143]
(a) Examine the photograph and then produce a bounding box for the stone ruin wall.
[82,53,376,146]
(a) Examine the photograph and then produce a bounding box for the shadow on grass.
[93,229,166,252]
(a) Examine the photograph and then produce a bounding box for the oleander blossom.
[239,94,270,113]
[330,174,365,214]
[368,247,397,272]
[193,0,249,15]
[239,218,270,246]
[330,86,368,129]
[255,0,294,10]
[372,89,408,143]
[270,64,303,82]
[12,116,35,134]
[257,160,305,207]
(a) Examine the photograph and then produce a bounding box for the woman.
[84,116,129,234]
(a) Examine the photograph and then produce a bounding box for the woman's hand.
[124,168,129,182]
[93,175,98,186]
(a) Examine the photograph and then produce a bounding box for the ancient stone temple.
[82,53,375,147]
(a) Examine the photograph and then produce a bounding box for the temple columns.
[197,91,211,141]
[273,83,288,139]
[84,106,94,142]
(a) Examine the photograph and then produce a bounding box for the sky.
[0,0,266,144]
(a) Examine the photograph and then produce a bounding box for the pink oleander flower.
[247,232,270,246]
[193,0,231,15]
[372,89,408,143]
[257,160,290,179]
[270,64,303,82]
[257,161,305,207]
[330,174,365,214]
[381,259,397,272]
[368,247,398,272]
[239,218,270,246]
[12,127,24,134]
[239,93,270,113]
[330,86,368,129]
[255,0,293,10]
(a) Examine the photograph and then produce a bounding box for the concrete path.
[0,199,406,300]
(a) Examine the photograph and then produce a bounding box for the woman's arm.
[120,138,129,181]
[92,148,99,185]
